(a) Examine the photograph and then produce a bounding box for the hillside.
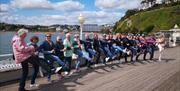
[114,4,180,33]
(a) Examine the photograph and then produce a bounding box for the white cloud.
[0,0,84,12]
[10,0,52,9]
[0,4,10,12]
[95,0,141,10]
[0,11,124,25]
[54,1,84,11]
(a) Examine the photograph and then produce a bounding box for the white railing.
[0,53,22,72]
[0,54,13,57]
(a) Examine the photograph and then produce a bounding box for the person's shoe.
[69,71,73,75]
[105,57,110,62]
[64,71,69,75]
[94,64,98,67]
[112,55,116,60]
[55,67,62,73]
[122,49,126,53]
[47,78,52,84]
[126,51,130,55]
[30,84,39,88]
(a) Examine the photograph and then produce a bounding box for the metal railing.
[0,53,22,72]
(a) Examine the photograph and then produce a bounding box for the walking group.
[11,28,166,91]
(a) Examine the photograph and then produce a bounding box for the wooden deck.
[0,47,180,91]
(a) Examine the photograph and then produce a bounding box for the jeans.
[44,54,65,67]
[38,57,54,80]
[74,49,83,69]
[19,56,39,91]
[129,46,138,61]
[103,46,113,58]
[86,48,97,58]
[146,44,155,60]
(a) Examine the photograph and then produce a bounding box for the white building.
[160,25,180,47]
[82,24,100,32]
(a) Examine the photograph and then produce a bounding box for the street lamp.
[78,13,85,40]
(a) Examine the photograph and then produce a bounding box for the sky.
[0,0,141,25]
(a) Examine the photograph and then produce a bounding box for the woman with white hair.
[11,28,39,91]
[63,33,73,74]
[156,34,166,61]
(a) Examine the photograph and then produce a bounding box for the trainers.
[30,84,39,88]
[122,49,126,53]
[105,57,110,62]
[64,71,69,75]
[94,64,98,67]
[126,51,130,55]
[112,55,116,60]
[47,79,52,84]
[55,67,62,73]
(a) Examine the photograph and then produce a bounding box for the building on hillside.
[160,24,180,47]
[82,24,100,32]
[140,0,179,10]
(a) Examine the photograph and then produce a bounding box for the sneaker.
[122,49,126,53]
[69,71,73,75]
[112,55,116,60]
[105,57,110,62]
[30,84,39,88]
[126,51,130,55]
[55,67,62,73]
[64,71,69,75]
[94,64,98,67]
[47,79,52,84]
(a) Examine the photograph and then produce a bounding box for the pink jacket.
[11,35,35,64]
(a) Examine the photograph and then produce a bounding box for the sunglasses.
[46,36,51,37]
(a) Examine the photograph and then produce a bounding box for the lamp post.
[78,13,85,40]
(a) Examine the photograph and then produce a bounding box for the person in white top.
[156,34,166,61]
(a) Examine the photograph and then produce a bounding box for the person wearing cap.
[11,28,39,91]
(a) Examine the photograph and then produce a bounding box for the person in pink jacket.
[12,28,39,91]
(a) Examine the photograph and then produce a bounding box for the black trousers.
[19,56,39,91]
[94,47,101,64]
[64,57,72,72]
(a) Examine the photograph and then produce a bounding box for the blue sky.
[0,0,141,25]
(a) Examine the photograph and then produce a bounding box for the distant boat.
[2,30,6,32]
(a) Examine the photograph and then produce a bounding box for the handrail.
[0,54,13,57]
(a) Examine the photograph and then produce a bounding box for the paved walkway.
[0,47,180,91]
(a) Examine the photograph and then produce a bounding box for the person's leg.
[104,47,113,58]
[150,45,155,60]
[88,48,97,58]
[130,47,135,62]
[19,60,29,91]
[52,55,65,66]
[75,50,83,70]
[29,56,39,85]
[158,44,164,61]
[124,53,128,63]
[143,47,147,60]
[64,57,72,72]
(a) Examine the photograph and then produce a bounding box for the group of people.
[11,28,166,91]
